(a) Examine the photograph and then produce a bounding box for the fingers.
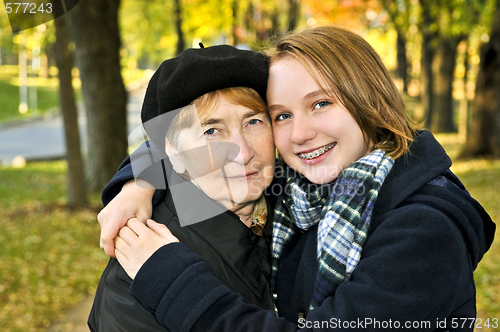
[98,207,130,257]
[147,219,179,243]
[114,241,137,280]
[98,211,118,257]
[126,218,150,237]
[100,236,116,257]
[114,235,129,255]
[118,224,140,244]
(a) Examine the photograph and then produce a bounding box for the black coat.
[88,171,274,332]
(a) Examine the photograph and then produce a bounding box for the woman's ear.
[165,139,186,174]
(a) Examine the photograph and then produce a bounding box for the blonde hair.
[166,87,267,148]
[266,26,416,159]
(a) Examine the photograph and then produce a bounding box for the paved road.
[0,82,147,166]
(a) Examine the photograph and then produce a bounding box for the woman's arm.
[99,180,156,257]
[99,140,167,257]
[122,205,470,331]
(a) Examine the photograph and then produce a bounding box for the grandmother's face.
[166,98,275,210]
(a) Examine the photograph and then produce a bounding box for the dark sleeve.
[131,243,296,332]
[130,206,471,331]
[302,205,471,331]
[101,141,167,207]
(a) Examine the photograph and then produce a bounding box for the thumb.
[147,219,178,243]
[147,219,171,236]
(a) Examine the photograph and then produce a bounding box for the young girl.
[103,26,494,331]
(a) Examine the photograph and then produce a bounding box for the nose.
[228,131,254,165]
[290,114,316,144]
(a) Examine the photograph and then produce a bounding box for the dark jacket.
[88,168,274,332]
[124,131,495,331]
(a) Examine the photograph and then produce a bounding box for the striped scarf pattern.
[271,149,394,310]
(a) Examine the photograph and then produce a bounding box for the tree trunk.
[458,40,470,140]
[174,0,185,55]
[396,31,408,93]
[418,33,434,125]
[460,0,500,158]
[66,0,128,192]
[232,0,239,46]
[430,36,463,133]
[287,0,300,31]
[53,15,87,207]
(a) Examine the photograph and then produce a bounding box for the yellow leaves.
[0,161,107,331]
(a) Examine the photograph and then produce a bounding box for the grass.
[0,161,108,332]
[0,65,69,122]
[434,134,500,330]
[0,134,498,331]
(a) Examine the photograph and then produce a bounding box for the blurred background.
[0,0,499,331]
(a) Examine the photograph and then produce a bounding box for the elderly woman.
[88,45,276,331]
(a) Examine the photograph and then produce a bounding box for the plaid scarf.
[271,149,394,310]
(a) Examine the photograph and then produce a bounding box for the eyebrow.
[268,104,283,113]
[241,109,265,119]
[200,118,224,127]
[268,89,332,113]
[303,89,329,100]
[200,110,264,127]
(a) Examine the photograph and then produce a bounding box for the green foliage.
[380,0,412,33]
[120,0,176,67]
[0,161,107,332]
[119,0,268,66]
[418,0,494,39]
[0,66,62,122]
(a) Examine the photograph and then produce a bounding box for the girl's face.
[267,57,373,184]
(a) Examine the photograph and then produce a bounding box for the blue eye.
[248,119,261,125]
[314,101,331,109]
[275,113,292,121]
[204,128,218,135]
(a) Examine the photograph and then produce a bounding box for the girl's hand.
[97,180,155,257]
[114,218,179,280]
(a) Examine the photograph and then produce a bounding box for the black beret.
[140,45,269,146]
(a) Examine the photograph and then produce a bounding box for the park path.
[0,78,148,166]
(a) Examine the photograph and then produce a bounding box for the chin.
[304,171,340,185]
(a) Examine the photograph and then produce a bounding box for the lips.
[297,142,336,160]
[226,171,259,179]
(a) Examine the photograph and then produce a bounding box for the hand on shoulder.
[98,179,155,257]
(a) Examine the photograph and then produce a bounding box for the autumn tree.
[380,0,411,92]
[460,0,500,158]
[417,0,486,133]
[53,15,87,206]
[173,0,185,55]
[288,0,301,31]
[66,0,128,191]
